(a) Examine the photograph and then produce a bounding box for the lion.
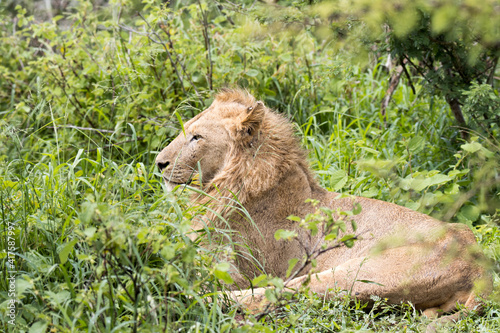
[156,88,491,327]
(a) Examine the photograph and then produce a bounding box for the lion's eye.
[191,134,202,142]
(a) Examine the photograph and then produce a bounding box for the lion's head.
[156,89,317,206]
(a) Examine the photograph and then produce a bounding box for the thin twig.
[215,3,235,25]
[403,54,428,82]
[49,125,134,137]
[86,138,143,153]
[46,65,96,128]
[110,74,116,117]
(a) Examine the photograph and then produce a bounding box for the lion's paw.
[230,287,269,313]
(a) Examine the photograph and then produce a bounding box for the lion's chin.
[165,182,176,192]
[163,180,185,192]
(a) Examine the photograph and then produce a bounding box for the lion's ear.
[239,101,265,141]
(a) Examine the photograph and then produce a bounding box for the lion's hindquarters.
[289,242,481,311]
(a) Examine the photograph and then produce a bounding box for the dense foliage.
[0,1,499,332]
[249,0,500,138]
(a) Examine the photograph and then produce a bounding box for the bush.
[0,1,499,332]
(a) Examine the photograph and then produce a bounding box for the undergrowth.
[0,1,499,332]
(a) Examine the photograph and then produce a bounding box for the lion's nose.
[157,161,170,172]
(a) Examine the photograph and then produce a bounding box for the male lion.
[156,89,491,326]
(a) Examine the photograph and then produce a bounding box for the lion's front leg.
[228,274,308,313]
[229,287,268,313]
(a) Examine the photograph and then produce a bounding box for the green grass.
[0,148,231,332]
[1,1,499,332]
[1,77,499,332]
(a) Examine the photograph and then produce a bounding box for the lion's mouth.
[162,170,200,192]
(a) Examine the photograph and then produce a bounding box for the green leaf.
[279,53,292,62]
[445,183,460,195]
[352,203,362,215]
[265,289,277,303]
[174,111,186,137]
[351,220,358,232]
[269,277,284,289]
[251,274,268,287]
[59,239,79,264]
[214,270,234,284]
[161,245,175,260]
[83,227,96,238]
[357,279,384,286]
[72,149,84,168]
[407,135,425,154]
[76,254,91,260]
[340,234,355,242]
[29,321,48,333]
[286,258,299,278]
[405,201,420,211]
[274,229,297,241]
[361,186,378,198]
[216,262,231,272]
[287,215,302,222]
[220,323,232,333]
[340,234,356,248]
[344,239,354,248]
[329,170,348,191]
[461,142,482,153]
[324,230,338,241]
[461,141,494,158]
[47,290,71,305]
[245,69,260,77]
[79,201,97,224]
[411,174,452,192]
[16,278,33,296]
[182,247,196,264]
[459,205,480,223]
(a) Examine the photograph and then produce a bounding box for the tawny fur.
[156,88,492,328]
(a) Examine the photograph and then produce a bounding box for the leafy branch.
[244,200,363,322]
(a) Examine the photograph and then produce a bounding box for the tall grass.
[2,76,499,332]
[1,110,238,331]
[0,1,499,332]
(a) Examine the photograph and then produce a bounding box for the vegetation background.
[0,0,499,332]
